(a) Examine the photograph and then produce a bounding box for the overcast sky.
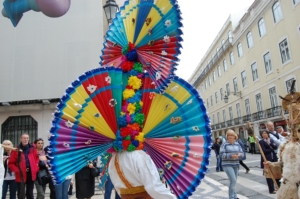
[176,0,255,81]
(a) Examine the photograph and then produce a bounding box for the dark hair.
[34,138,43,144]
[214,137,220,143]
[259,129,269,137]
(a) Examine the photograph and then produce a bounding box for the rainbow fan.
[100,0,183,92]
[48,66,211,198]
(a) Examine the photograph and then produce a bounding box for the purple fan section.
[144,142,194,197]
[50,119,114,153]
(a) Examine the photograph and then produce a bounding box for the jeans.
[104,177,121,199]
[216,156,223,172]
[34,180,46,199]
[55,179,71,199]
[2,180,17,199]
[223,166,239,199]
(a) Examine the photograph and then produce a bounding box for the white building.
[0,0,124,145]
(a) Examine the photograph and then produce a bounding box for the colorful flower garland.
[111,42,145,152]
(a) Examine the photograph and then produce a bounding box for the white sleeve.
[278,134,286,142]
[136,153,176,199]
[270,134,282,146]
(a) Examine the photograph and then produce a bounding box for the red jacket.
[8,144,40,182]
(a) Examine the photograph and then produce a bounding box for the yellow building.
[189,0,300,141]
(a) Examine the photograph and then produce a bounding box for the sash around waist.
[120,185,146,195]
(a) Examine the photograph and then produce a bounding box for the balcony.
[193,38,233,87]
[211,106,287,131]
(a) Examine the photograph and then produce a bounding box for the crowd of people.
[212,121,287,199]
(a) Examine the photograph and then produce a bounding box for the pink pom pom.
[36,0,71,17]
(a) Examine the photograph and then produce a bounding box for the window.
[213,71,216,81]
[209,76,212,86]
[236,103,241,118]
[229,52,234,65]
[216,47,220,57]
[211,54,215,64]
[279,39,291,64]
[1,116,38,146]
[229,107,233,120]
[294,0,300,5]
[233,77,238,93]
[213,114,215,125]
[211,95,213,106]
[258,18,266,37]
[205,79,208,89]
[222,110,226,122]
[207,98,209,108]
[217,112,220,124]
[286,78,297,93]
[272,1,283,23]
[228,30,232,42]
[241,71,247,87]
[251,62,259,81]
[246,32,253,48]
[237,43,243,57]
[264,52,272,73]
[245,99,251,115]
[226,83,230,96]
[215,92,218,104]
[255,93,263,111]
[223,59,228,71]
[220,88,223,101]
[221,39,225,50]
[217,66,221,77]
[269,87,278,108]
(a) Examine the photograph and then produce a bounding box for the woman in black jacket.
[2,140,17,199]
[212,137,223,172]
[259,130,279,194]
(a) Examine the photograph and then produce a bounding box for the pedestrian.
[104,176,121,199]
[55,175,73,199]
[8,133,39,199]
[275,126,289,137]
[109,150,176,199]
[259,129,280,194]
[212,137,223,172]
[248,134,256,154]
[266,121,285,153]
[220,129,244,199]
[43,145,56,199]
[75,160,97,199]
[2,140,17,199]
[237,135,250,174]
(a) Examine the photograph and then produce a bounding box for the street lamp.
[103,0,119,24]
[224,91,242,103]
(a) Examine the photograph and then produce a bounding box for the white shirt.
[269,131,286,152]
[109,150,176,199]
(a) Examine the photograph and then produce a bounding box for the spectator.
[43,145,56,199]
[275,126,289,137]
[220,129,244,199]
[2,140,17,199]
[104,176,121,199]
[8,133,39,199]
[248,135,256,154]
[237,135,250,174]
[267,122,285,153]
[212,137,223,172]
[259,130,279,194]
[75,160,97,199]
[55,175,73,199]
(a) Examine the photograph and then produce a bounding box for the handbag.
[37,169,51,185]
[91,167,100,177]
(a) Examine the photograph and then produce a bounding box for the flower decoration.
[165,19,171,27]
[63,142,70,148]
[127,103,136,115]
[149,92,156,99]
[164,161,173,170]
[173,135,180,140]
[193,153,200,158]
[163,35,170,43]
[132,18,135,23]
[109,99,117,107]
[192,126,200,131]
[105,76,111,84]
[148,28,153,35]
[161,50,168,56]
[156,71,162,80]
[85,140,92,145]
[94,113,101,118]
[74,103,82,108]
[65,120,74,128]
[123,89,135,100]
[170,117,182,124]
[87,84,97,93]
[148,40,154,46]
[170,86,179,92]
[187,99,193,105]
[145,18,152,26]
[128,76,142,90]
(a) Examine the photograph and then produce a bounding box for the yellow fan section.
[143,81,191,135]
[59,85,116,139]
[121,0,172,44]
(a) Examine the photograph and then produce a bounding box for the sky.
[176,0,255,81]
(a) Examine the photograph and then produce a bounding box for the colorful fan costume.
[48,0,211,199]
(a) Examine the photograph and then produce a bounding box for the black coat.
[75,161,97,198]
[259,138,278,168]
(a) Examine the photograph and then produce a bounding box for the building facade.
[0,0,124,146]
[189,0,300,142]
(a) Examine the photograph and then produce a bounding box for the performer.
[108,150,176,199]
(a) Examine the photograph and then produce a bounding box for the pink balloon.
[36,0,71,18]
